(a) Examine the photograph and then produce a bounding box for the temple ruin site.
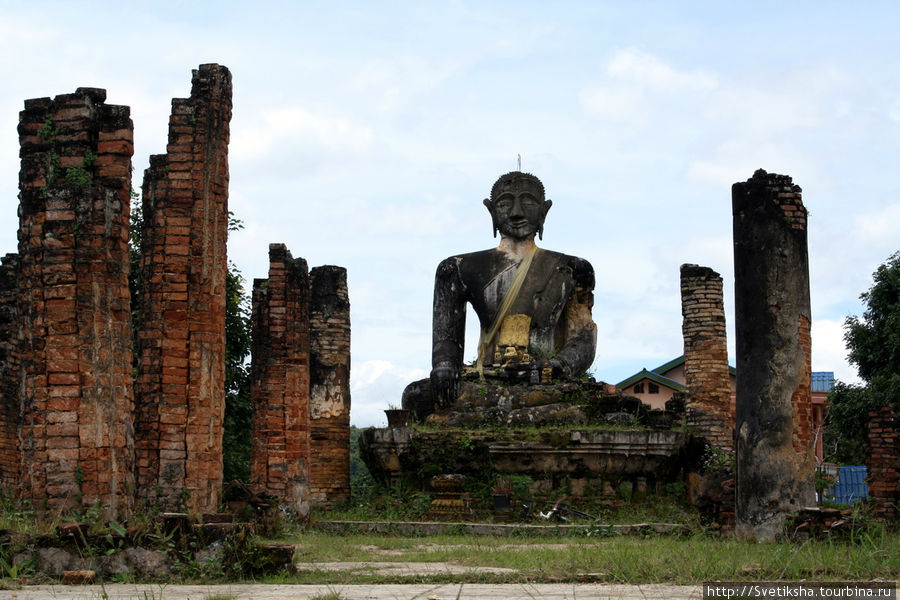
[0,64,896,539]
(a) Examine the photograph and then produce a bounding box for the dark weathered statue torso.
[433,248,595,375]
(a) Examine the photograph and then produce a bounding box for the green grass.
[309,590,346,600]
[282,529,900,584]
[1,489,896,586]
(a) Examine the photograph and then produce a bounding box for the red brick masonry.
[680,264,733,447]
[867,403,899,522]
[251,247,351,515]
[1,66,351,516]
[250,245,312,516]
[13,88,136,518]
[135,64,232,513]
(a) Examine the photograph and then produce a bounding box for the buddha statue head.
[483,171,553,240]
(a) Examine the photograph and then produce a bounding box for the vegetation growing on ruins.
[0,473,896,586]
[63,150,95,189]
[824,251,900,464]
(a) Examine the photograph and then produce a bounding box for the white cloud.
[351,360,426,426]
[812,318,859,384]
[580,87,649,122]
[349,55,461,112]
[889,97,900,125]
[685,140,817,189]
[703,86,823,137]
[231,106,373,161]
[850,203,900,250]
[607,49,718,92]
[581,49,715,122]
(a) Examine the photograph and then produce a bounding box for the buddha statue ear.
[483,197,499,238]
[538,198,552,240]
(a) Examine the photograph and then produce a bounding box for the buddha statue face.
[484,172,553,240]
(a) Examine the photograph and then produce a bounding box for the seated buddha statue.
[430,171,597,407]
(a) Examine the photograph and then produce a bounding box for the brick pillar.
[866,404,899,522]
[16,88,135,518]
[250,244,311,517]
[732,169,814,540]
[308,266,351,508]
[0,255,20,488]
[135,64,232,512]
[680,264,733,447]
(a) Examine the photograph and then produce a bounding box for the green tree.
[223,240,253,482]
[349,426,376,500]
[129,200,144,370]
[823,382,870,465]
[824,251,900,464]
[844,251,900,409]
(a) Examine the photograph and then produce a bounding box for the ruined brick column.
[250,244,311,517]
[866,404,899,522]
[0,255,20,488]
[680,264,733,447]
[135,64,232,512]
[16,88,135,517]
[732,169,814,540]
[308,266,351,508]
[249,250,351,513]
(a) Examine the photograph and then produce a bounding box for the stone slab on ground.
[0,583,703,599]
[295,560,518,576]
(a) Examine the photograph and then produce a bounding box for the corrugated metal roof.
[811,371,835,392]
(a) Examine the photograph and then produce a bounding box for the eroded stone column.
[680,264,733,447]
[16,88,135,517]
[135,64,232,512]
[308,266,351,508]
[250,244,311,517]
[732,169,814,540]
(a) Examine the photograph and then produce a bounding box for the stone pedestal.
[423,474,473,521]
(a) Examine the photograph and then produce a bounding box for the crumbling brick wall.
[308,266,351,508]
[15,88,135,518]
[250,244,311,517]
[1,65,353,517]
[866,404,899,522]
[250,248,351,513]
[732,169,815,540]
[0,254,20,487]
[135,64,232,513]
[680,264,733,447]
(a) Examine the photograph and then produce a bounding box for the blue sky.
[1,1,898,425]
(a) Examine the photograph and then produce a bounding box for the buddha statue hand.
[430,361,459,408]
[548,358,569,378]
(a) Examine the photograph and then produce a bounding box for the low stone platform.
[365,375,690,498]
[359,426,688,493]
[313,520,691,537]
